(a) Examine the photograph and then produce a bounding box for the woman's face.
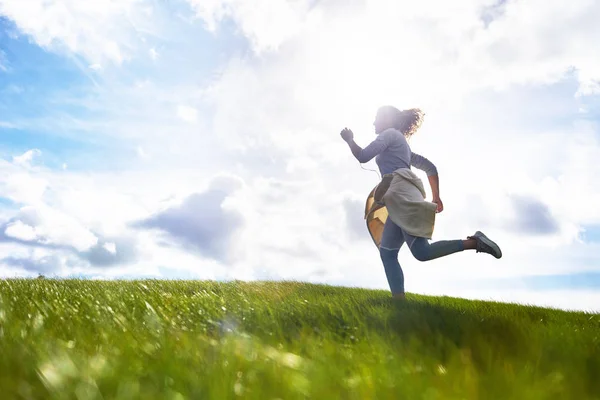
[373,108,395,134]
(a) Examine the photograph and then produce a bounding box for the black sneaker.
[467,231,502,259]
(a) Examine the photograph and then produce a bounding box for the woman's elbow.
[356,152,371,163]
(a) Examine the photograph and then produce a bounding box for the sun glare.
[302,14,441,135]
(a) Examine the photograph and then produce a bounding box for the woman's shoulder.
[380,128,406,144]
[380,128,402,137]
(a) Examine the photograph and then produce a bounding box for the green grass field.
[0,279,598,399]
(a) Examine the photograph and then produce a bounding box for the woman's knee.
[410,244,430,262]
[379,247,399,263]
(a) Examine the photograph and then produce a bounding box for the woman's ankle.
[463,238,477,250]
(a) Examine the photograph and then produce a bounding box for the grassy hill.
[0,279,598,399]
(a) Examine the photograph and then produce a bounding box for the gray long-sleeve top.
[356,128,438,177]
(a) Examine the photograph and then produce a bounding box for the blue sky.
[1,0,600,312]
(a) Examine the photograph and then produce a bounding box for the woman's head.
[373,105,424,138]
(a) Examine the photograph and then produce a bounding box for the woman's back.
[374,129,412,175]
[357,128,437,177]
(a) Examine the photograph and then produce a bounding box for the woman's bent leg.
[404,231,502,261]
[406,235,465,262]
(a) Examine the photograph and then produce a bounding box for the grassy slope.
[0,280,598,400]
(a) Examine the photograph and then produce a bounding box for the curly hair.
[396,108,425,139]
[378,106,425,138]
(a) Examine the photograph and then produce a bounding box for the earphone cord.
[360,162,381,180]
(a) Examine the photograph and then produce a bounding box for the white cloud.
[136,146,150,160]
[2,173,48,205]
[192,0,600,99]
[0,151,245,277]
[12,149,42,167]
[0,49,7,72]
[0,121,18,129]
[176,105,198,123]
[149,47,158,60]
[0,0,158,66]
[4,220,38,242]
[102,242,116,254]
[3,205,99,252]
[134,174,246,263]
[186,0,317,53]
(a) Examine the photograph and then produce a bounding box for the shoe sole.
[475,231,502,259]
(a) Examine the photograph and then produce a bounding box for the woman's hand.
[340,128,354,142]
[432,196,444,213]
